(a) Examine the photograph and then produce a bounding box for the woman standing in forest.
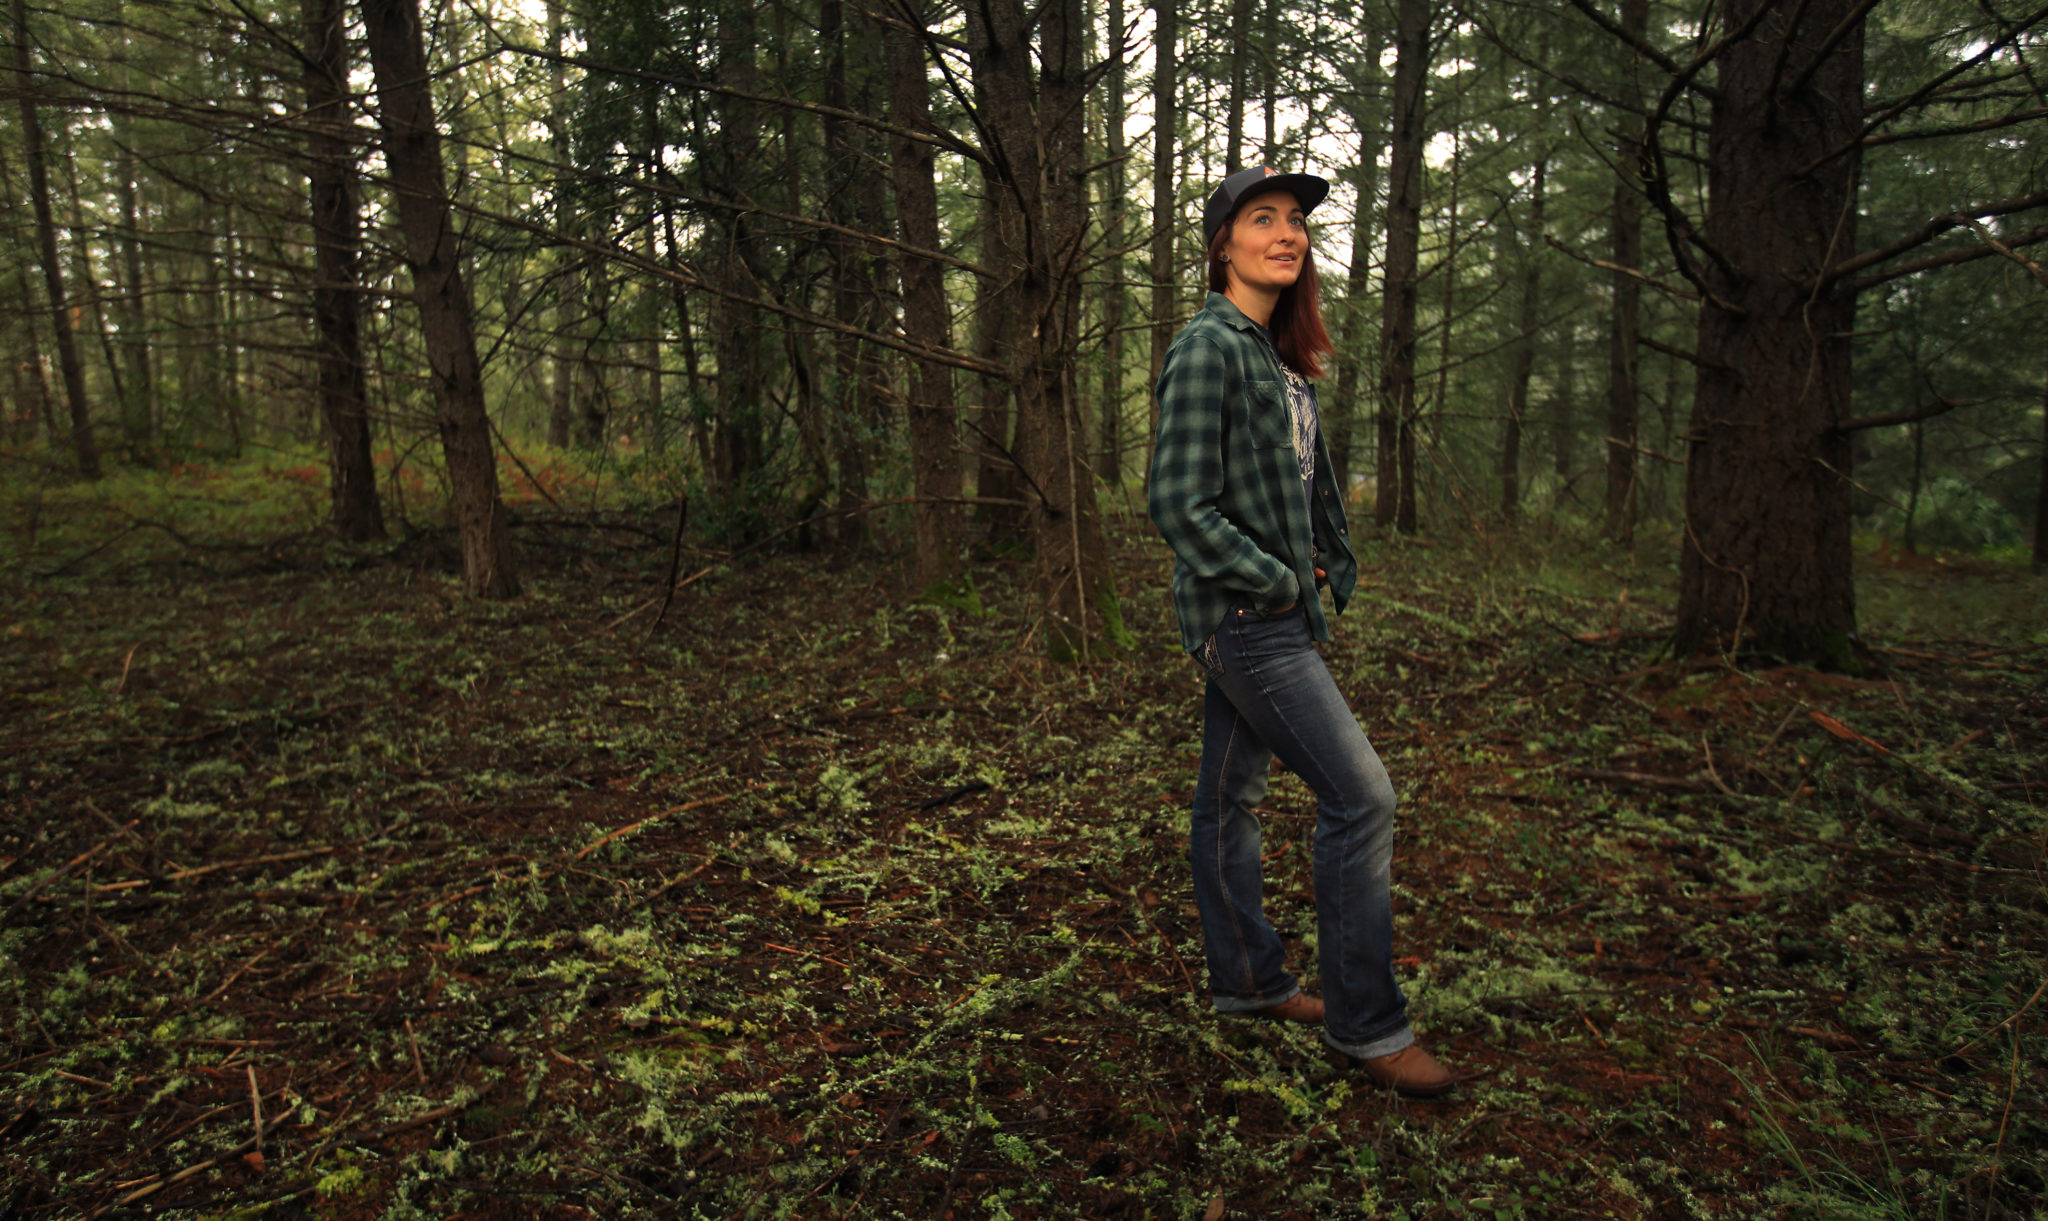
[1148,166,1456,1097]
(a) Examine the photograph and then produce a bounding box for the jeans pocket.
[1196,635,1223,680]
[1229,605,1305,665]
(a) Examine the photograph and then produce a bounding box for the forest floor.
[3,465,2046,1220]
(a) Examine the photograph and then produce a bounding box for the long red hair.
[1207,210,1334,380]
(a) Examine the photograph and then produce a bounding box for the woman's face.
[1220,188,1310,296]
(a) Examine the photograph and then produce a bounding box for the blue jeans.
[1191,602,1413,1060]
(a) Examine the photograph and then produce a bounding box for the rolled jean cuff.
[1212,981,1301,1015]
[1324,1022,1414,1062]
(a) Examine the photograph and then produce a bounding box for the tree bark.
[967,0,1124,658]
[707,1,768,516]
[1604,0,1648,546]
[1224,0,1251,173]
[887,4,964,587]
[13,0,100,478]
[361,0,518,597]
[305,0,385,540]
[1377,0,1429,531]
[1145,0,1177,468]
[822,0,881,546]
[972,160,1024,543]
[1096,0,1128,485]
[1674,0,1863,663]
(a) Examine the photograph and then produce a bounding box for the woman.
[1148,166,1455,1097]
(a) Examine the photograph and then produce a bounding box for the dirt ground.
[3,511,2044,1219]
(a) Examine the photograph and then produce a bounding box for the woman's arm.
[1148,333,1300,610]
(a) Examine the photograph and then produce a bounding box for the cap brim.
[1238,173,1329,216]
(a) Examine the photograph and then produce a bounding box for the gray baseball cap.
[1202,165,1331,249]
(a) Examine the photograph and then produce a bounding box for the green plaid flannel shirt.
[1148,292,1358,655]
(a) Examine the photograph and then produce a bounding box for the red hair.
[1207,212,1334,380]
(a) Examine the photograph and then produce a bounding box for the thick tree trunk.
[361,0,518,597]
[707,3,768,514]
[13,0,99,478]
[1378,0,1428,531]
[972,175,1025,543]
[1145,0,1176,467]
[1503,157,1546,524]
[1604,0,1649,545]
[305,0,384,541]
[1674,0,1863,663]
[822,0,883,546]
[887,5,964,587]
[968,0,1124,659]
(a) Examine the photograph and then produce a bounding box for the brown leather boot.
[1255,992,1325,1023]
[1358,1043,1458,1098]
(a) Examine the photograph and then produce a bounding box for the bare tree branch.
[1835,397,1986,433]
[1864,103,2048,146]
[1827,187,2048,285]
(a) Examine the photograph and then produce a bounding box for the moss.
[919,574,987,617]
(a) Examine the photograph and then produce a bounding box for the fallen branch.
[572,794,736,861]
[1564,767,1713,793]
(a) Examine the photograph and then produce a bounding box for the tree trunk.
[1144,0,1176,467]
[967,0,1124,658]
[1259,0,1277,159]
[1328,30,1382,498]
[361,0,518,597]
[707,2,768,517]
[1378,0,1428,532]
[1096,0,1128,485]
[888,4,964,587]
[1674,0,1863,664]
[305,0,385,540]
[1604,0,1649,546]
[973,175,1024,543]
[1223,0,1251,173]
[1503,156,1546,525]
[822,0,875,546]
[13,0,99,478]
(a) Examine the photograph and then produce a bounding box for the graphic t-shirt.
[1279,361,1318,523]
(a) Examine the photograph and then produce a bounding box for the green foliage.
[1907,477,2026,553]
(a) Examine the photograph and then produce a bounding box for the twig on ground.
[405,1019,427,1086]
[572,793,736,861]
[247,1065,264,1159]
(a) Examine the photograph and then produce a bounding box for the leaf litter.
[1,512,2043,1219]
